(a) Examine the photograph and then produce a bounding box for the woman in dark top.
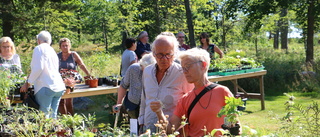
[199,32,224,60]
[57,38,91,115]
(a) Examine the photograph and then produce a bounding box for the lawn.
[239,92,320,136]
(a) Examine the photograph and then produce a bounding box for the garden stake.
[114,106,120,129]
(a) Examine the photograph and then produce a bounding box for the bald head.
[151,34,179,54]
[151,33,179,70]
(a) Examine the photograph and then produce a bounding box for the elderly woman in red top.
[150,48,239,136]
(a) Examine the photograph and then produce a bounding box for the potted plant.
[59,113,85,130]
[217,96,244,136]
[0,68,26,108]
[111,76,119,87]
[82,113,98,133]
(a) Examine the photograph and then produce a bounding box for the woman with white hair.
[134,31,151,60]
[0,36,21,73]
[150,48,238,136]
[113,53,156,119]
[20,30,65,119]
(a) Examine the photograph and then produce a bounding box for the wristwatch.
[66,86,74,92]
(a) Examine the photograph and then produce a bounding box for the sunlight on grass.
[240,93,320,135]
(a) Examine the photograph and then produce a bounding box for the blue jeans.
[35,87,64,118]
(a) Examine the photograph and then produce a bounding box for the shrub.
[275,93,320,136]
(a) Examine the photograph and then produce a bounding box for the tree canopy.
[0,0,319,62]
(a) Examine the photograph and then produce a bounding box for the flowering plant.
[59,69,79,90]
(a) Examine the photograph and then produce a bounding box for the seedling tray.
[245,67,265,73]
[219,70,246,76]
[208,71,220,76]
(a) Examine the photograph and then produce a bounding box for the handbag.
[22,86,40,110]
[123,92,140,118]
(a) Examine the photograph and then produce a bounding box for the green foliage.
[81,51,121,77]
[226,50,247,58]
[72,129,96,137]
[275,93,320,136]
[0,68,26,107]
[218,96,243,126]
[289,62,320,95]
[213,56,241,71]
[60,113,84,129]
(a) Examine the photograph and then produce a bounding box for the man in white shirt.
[138,33,194,133]
[20,30,65,118]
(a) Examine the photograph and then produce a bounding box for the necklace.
[62,53,70,61]
[194,90,212,109]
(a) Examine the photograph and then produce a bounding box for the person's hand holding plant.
[64,77,76,94]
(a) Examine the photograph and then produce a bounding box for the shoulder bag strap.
[187,83,218,123]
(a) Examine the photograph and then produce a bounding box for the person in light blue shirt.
[121,38,138,77]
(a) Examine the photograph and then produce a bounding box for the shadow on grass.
[74,94,117,126]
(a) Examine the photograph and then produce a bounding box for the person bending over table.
[150,48,240,136]
[113,53,156,119]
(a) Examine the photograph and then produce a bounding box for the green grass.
[240,93,320,136]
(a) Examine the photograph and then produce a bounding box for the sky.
[288,26,302,38]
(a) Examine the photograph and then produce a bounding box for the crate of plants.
[208,68,220,76]
[240,58,265,73]
[211,56,246,76]
[209,52,264,76]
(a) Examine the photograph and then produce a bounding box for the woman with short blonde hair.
[0,36,21,72]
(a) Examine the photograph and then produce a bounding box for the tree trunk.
[280,8,288,50]
[184,0,196,48]
[77,13,81,43]
[102,20,108,51]
[255,34,258,56]
[268,31,272,40]
[222,15,227,52]
[153,0,161,35]
[274,28,279,49]
[1,0,14,40]
[306,0,315,63]
[121,30,128,49]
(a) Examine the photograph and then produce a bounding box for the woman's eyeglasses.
[182,61,202,72]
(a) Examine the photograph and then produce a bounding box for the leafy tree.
[293,0,320,63]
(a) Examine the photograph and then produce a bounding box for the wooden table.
[62,84,119,99]
[63,70,267,110]
[208,70,267,110]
